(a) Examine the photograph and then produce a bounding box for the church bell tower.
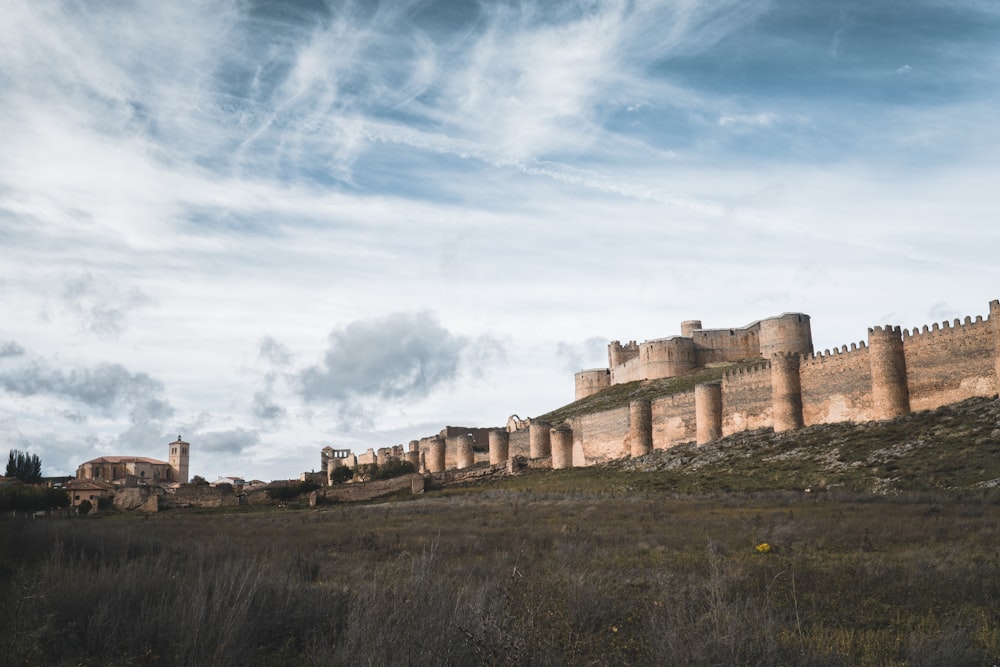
[168,435,190,484]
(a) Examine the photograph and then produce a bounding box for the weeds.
[1,490,998,665]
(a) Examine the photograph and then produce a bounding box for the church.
[75,435,190,485]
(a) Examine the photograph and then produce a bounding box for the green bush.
[266,481,321,501]
[0,486,69,515]
[354,459,415,483]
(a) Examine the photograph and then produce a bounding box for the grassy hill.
[453,395,1000,498]
[536,361,756,426]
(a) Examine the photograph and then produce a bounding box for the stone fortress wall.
[322,299,1000,482]
[567,300,1000,465]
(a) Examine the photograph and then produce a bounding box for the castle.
[320,299,1000,481]
[574,313,813,400]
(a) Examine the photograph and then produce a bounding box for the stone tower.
[770,353,805,432]
[868,325,910,420]
[168,435,190,484]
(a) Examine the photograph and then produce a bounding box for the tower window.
[182,448,187,455]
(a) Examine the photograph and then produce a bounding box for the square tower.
[168,435,190,484]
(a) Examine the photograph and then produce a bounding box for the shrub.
[266,481,321,501]
[354,459,416,483]
[0,486,69,515]
[77,499,92,516]
[330,466,353,484]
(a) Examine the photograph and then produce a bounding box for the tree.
[5,449,42,483]
[190,475,209,486]
[77,499,92,516]
[329,466,353,484]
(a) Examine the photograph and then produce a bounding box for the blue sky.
[2,0,1000,481]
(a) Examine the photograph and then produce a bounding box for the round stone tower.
[680,320,703,338]
[639,337,696,380]
[455,434,474,469]
[695,382,723,444]
[488,429,510,465]
[550,426,574,470]
[529,421,552,459]
[575,368,611,401]
[868,325,910,420]
[770,353,804,432]
[759,313,813,358]
[427,436,446,473]
[629,399,653,457]
[168,435,190,484]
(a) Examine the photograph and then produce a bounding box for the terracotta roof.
[79,455,171,466]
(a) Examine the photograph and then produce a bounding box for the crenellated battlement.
[801,341,868,365]
[722,361,771,380]
[902,314,988,344]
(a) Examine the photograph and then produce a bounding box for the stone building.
[75,435,191,485]
[64,478,115,509]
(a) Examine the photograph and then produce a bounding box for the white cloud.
[1,0,999,482]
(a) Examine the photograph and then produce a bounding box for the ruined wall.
[322,475,424,503]
[442,426,493,467]
[508,429,531,459]
[903,317,997,411]
[164,484,239,509]
[721,363,773,435]
[568,406,630,465]
[800,344,873,425]
[651,391,697,448]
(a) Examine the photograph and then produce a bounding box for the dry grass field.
[3,397,1000,666]
[2,488,999,666]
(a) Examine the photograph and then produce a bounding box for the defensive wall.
[319,299,1000,480]
[560,301,1000,465]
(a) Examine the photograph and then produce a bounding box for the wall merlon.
[902,311,991,349]
[801,340,868,367]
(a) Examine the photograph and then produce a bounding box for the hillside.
[536,361,759,425]
[463,395,1000,497]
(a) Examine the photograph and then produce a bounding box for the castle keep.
[320,299,1000,482]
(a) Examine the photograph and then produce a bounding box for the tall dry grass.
[2,490,998,665]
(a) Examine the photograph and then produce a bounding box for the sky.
[2,0,1000,482]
